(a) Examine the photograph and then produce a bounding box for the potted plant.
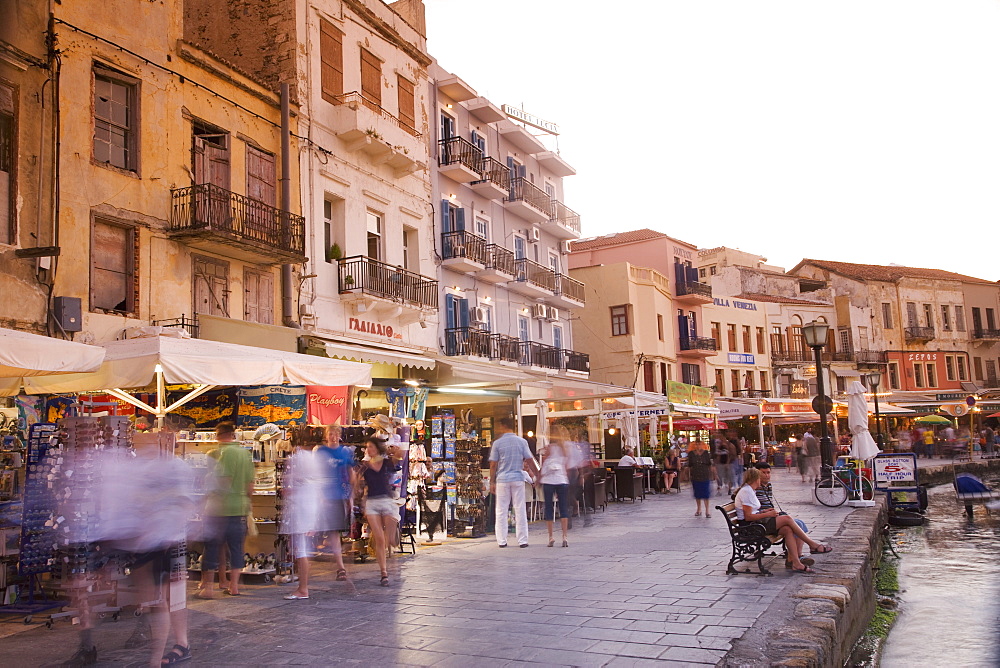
[326,243,342,263]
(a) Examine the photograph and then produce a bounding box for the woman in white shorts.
[359,437,402,586]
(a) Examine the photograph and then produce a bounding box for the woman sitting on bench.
[734,468,832,573]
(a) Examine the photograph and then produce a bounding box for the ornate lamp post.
[801,320,834,472]
[864,370,885,449]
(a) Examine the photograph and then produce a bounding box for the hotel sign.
[502,105,559,135]
[728,353,755,365]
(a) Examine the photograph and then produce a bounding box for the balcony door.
[246,146,276,239]
[192,127,230,229]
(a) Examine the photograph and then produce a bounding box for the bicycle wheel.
[815,477,848,507]
[860,477,875,501]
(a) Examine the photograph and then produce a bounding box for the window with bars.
[320,19,344,103]
[610,305,629,336]
[93,67,138,171]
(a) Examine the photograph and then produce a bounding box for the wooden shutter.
[320,19,344,104]
[247,146,276,206]
[245,269,274,325]
[360,48,381,110]
[397,75,415,134]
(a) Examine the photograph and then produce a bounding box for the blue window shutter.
[518,164,526,178]
[445,294,456,329]
[507,156,516,178]
[458,298,470,328]
[441,200,451,233]
[455,207,466,231]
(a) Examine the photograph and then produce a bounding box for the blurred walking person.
[314,425,355,582]
[358,437,403,586]
[198,421,253,598]
[687,441,716,517]
[281,426,326,600]
[540,427,572,547]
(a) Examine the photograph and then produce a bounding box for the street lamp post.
[864,371,885,448]
[801,320,834,473]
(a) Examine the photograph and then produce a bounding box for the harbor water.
[880,474,1000,667]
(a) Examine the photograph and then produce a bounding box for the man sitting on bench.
[735,468,831,573]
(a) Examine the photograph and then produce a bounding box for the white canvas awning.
[17,334,372,418]
[323,341,436,369]
[0,327,107,395]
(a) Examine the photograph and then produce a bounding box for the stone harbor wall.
[722,499,888,668]
[917,457,1000,487]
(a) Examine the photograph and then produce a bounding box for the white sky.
[424,0,1000,279]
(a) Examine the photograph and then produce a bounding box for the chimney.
[388,0,426,37]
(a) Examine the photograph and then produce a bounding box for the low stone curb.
[720,499,888,668]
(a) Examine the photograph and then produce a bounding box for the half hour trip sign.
[873,453,918,487]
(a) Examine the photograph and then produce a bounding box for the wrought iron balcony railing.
[445,326,491,358]
[676,280,712,299]
[490,333,521,363]
[151,314,200,338]
[730,389,771,398]
[486,243,515,276]
[679,335,718,352]
[508,176,552,214]
[771,349,814,363]
[555,274,585,303]
[441,230,490,266]
[855,350,889,365]
[337,255,437,309]
[973,328,1000,340]
[549,200,581,235]
[169,184,306,257]
[520,341,562,369]
[331,91,420,137]
[904,326,935,340]
[439,136,483,174]
[563,349,590,373]
[514,258,558,292]
[475,156,511,191]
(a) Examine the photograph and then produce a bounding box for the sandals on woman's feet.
[161,644,191,665]
[379,574,389,587]
[813,545,834,554]
[785,557,815,568]
[791,565,815,574]
[336,568,347,581]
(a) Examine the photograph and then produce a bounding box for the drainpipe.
[280,82,297,328]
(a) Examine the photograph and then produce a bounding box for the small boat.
[888,509,925,527]
[954,472,1000,516]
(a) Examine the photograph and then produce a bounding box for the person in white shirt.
[540,426,572,547]
[734,468,832,573]
[618,447,639,468]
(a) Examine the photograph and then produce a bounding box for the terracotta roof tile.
[797,259,994,284]
[570,229,667,251]
[737,292,831,306]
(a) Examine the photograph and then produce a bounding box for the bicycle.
[814,462,875,507]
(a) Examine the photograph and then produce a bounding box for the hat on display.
[254,423,282,442]
[368,414,393,435]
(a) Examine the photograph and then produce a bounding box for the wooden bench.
[716,501,785,576]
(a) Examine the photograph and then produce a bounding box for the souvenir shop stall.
[0,329,371,614]
[349,380,518,542]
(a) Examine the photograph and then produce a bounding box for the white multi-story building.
[428,62,588,379]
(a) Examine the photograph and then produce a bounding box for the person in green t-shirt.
[197,421,253,598]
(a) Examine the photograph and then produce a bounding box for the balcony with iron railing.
[679,335,719,357]
[675,279,713,303]
[440,230,490,273]
[438,136,483,183]
[973,328,1000,340]
[337,255,437,311]
[552,273,585,308]
[904,326,935,341]
[510,257,557,297]
[327,91,424,176]
[563,349,590,374]
[520,341,562,369]
[543,200,582,239]
[730,389,772,399]
[169,184,306,264]
[490,333,521,364]
[445,326,492,358]
[855,350,889,365]
[505,176,552,224]
[470,156,511,201]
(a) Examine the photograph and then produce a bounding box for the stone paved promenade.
[1,471,856,667]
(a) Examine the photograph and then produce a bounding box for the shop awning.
[441,360,534,384]
[17,333,372,417]
[715,400,762,419]
[0,327,107,395]
[673,418,727,429]
[868,402,915,415]
[323,341,435,369]
[671,402,721,415]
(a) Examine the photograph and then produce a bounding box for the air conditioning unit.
[546,307,560,322]
[470,307,487,324]
[532,303,548,319]
[530,227,541,242]
[561,240,572,253]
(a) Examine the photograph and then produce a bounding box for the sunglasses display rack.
[451,438,486,538]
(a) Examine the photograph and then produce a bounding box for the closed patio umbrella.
[620,411,639,454]
[847,381,881,461]
[535,399,549,453]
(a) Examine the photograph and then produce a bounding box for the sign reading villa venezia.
[348,318,402,340]
[713,298,758,311]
